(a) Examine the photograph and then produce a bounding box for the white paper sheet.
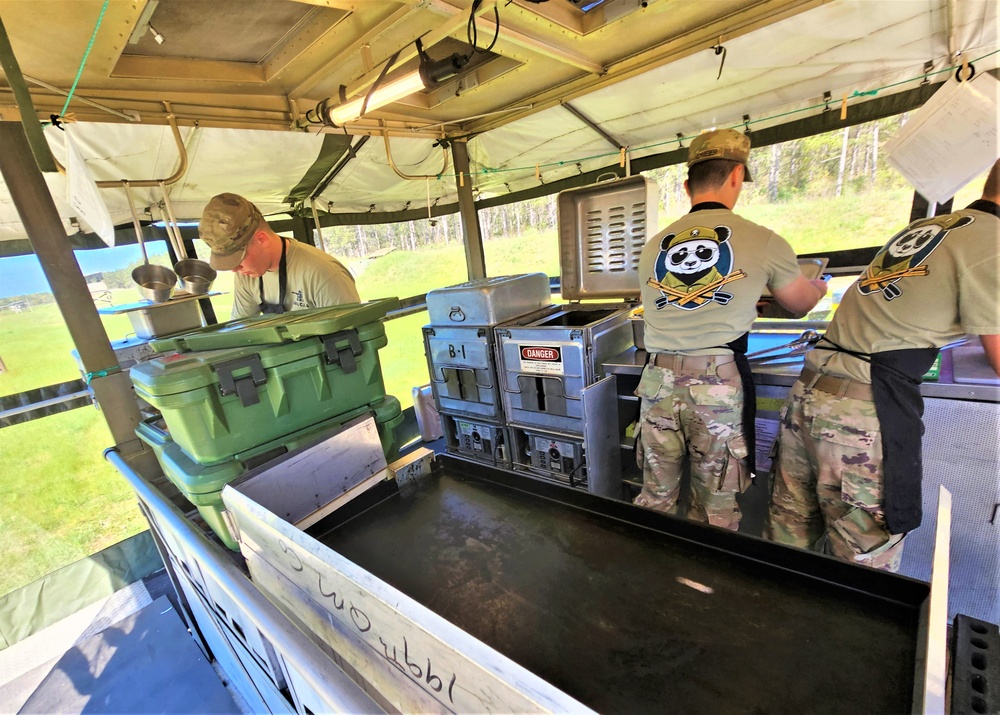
[65,130,115,247]
[884,71,1000,204]
[754,417,780,475]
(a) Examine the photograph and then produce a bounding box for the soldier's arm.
[980,334,1000,376]
[770,276,828,317]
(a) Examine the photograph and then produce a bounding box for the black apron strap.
[258,238,288,315]
[724,332,756,477]
[868,348,938,533]
[814,336,937,532]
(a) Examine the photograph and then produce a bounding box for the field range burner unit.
[508,378,620,497]
[423,274,552,467]
[496,175,656,495]
[442,415,511,466]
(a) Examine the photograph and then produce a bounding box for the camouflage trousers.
[633,363,750,530]
[764,380,906,572]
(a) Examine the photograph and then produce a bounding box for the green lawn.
[0,187,960,596]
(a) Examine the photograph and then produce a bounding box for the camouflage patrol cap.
[687,128,753,182]
[199,193,264,270]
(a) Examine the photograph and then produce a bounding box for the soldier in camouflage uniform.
[199,193,359,319]
[765,382,904,570]
[766,161,1000,571]
[635,129,827,528]
[635,363,748,528]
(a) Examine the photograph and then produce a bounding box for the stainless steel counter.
[604,346,1000,403]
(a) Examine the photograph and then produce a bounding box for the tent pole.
[0,16,56,173]
[452,139,486,280]
[0,122,144,453]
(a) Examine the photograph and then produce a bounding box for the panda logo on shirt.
[858,214,974,300]
[646,225,746,310]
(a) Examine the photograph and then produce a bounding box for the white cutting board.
[950,344,1000,385]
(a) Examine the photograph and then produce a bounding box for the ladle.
[124,180,177,303]
[160,182,216,295]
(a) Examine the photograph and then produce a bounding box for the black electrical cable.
[468,0,500,55]
[359,48,402,120]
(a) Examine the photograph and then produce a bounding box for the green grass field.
[0,183,984,596]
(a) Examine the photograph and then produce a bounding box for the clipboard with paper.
[884,71,999,204]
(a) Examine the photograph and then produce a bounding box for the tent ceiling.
[0,0,997,251]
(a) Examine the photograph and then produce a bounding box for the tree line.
[1,114,915,304]
[316,114,912,260]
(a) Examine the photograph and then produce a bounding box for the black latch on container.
[322,329,362,374]
[214,354,267,408]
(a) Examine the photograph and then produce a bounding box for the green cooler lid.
[151,298,400,352]
[129,340,322,397]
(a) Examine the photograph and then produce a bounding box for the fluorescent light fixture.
[322,52,469,126]
[327,72,426,125]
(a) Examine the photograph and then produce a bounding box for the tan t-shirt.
[232,238,360,319]
[807,205,1000,382]
[639,206,802,354]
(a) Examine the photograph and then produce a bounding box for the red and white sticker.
[518,344,564,375]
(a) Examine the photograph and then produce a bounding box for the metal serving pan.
[307,455,932,715]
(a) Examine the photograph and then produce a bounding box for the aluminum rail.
[0,389,91,421]
[104,448,383,715]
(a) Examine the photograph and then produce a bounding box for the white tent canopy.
[0,0,996,251]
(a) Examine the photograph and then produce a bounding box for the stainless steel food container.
[425,273,552,326]
[631,316,645,350]
[127,300,202,339]
[423,324,504,421]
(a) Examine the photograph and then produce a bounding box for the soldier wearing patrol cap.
[766,160,1000,571]
[199,193,359,319]
[635,128,827,529]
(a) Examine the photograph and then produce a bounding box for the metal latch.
[322,329,362,374]
[215,355,267,407]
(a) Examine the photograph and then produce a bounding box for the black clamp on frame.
[214,354,267,407]
[322,329,363,375]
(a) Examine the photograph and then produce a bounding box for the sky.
[0,242,169,299]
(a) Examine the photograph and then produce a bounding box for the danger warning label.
[518,344,564,375]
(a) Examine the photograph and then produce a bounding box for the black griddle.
[308,456,929,714]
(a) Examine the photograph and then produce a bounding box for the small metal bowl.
[173,258,217,295]
[133,263,177,303]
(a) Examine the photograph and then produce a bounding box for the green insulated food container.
[131,301,397,465]
[137,395,404,549]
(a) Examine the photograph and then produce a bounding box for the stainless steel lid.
[557,175,656,301]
